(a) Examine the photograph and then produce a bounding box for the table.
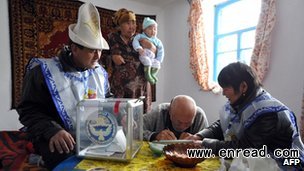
[53,142,220,171]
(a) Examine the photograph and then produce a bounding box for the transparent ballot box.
[76,98,143,161]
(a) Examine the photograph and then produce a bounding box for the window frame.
[213,0,258,81]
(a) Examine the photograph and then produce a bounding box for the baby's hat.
[142,17,157,30]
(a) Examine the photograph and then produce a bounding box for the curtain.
[188,0,210,91]
[188,0,276,91]
[250,0,276,82]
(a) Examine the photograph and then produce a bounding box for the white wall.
[160,0,304,124]
[0,0,23,130]
[160,1,226,124]
[0,0,303,130]
[263,0,304,124]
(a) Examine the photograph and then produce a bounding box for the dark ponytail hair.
[218,62,261,94]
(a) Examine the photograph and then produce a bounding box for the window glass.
[239,49,253,64]
[213,0,261,81]
[241,30,256,49]
[217,0,261,34]
[217,34,237,52]
[215,52,237,77]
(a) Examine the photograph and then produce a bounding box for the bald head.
[169,95,197,132]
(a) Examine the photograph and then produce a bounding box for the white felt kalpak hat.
[68,2,109,50]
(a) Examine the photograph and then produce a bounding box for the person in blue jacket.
[17,2,110,170]
[186,62,304,170]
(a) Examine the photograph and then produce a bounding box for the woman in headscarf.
[107,8,153,112]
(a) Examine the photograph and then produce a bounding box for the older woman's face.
[222,86,242,104]
[120,20,136,39]
[222,81,247,104]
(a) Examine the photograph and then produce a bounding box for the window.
[213,0,261,81]
[189,0,274,91]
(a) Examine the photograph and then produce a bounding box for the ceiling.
[126,0,179,7]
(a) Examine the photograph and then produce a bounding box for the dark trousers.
[33,139,75,170]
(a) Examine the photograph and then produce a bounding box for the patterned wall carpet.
[9,0,155,108]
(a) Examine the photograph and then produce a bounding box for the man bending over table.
[143,95,208,141]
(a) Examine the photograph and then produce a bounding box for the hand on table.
[192,140,203,147]
[155,129,177,140]
[179,132,194,140]
[49,130,75,154]
[182,134,203,141]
